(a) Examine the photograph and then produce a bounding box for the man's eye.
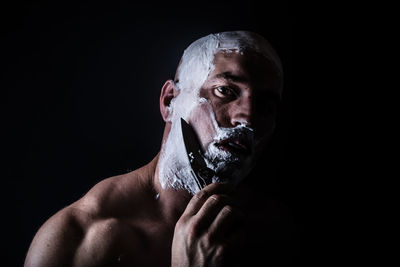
[214,86,236,98]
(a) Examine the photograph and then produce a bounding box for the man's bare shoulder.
[25,162,158,266]
[75,170,152,218]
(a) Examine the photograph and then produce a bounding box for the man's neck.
[152,154,193,225]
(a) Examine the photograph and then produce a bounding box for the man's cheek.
[187,100,219,150]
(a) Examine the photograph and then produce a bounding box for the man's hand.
[171,182,244,267]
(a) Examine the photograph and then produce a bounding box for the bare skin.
[24,51,286,267]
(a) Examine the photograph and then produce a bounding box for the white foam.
[175,31,283,98]
[159,98,255,194]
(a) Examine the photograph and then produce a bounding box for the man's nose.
[230,96,253,127]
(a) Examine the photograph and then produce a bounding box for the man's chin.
[211,159,252,185]
[204,143,255,183]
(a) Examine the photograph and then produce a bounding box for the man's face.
[187,51,282,182]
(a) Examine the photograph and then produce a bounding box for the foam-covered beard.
[203,124,255,185]
[158,95,255,195]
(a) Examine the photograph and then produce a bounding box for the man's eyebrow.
[213,72,248,83]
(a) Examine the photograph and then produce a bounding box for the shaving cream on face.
[199,100,255,185]
[158,31,282,194]
[187,98,255,183]
[159,98,255,194]
[158,95,205,195]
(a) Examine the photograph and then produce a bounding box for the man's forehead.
[212,51,279,72]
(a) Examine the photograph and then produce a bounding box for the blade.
[181,118,215,189]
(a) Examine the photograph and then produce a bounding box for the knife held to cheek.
[181,118,215,190]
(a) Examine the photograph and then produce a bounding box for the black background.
[0,0,321,266]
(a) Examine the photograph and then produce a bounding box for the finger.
[194,194,233,229]
[183,182,235,216]
[207,205,244,241]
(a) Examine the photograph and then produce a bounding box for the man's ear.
[160,80,179,122]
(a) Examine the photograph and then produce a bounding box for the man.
[24,31,290,267]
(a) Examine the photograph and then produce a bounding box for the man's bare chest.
[76,217,173,267]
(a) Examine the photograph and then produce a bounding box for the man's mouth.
[215,138,252,156]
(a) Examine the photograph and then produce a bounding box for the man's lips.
[215,138,252,156]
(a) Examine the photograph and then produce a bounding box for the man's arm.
[24,208,84,267]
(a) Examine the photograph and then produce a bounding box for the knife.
[181,118,215,190]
